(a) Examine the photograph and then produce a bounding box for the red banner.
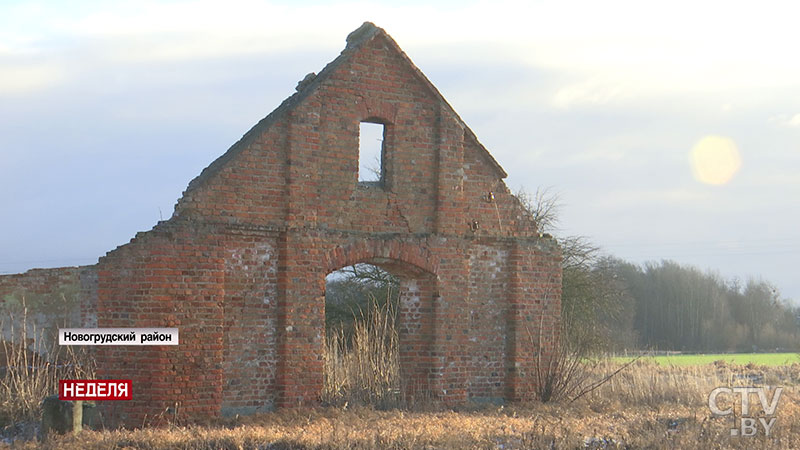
[59,379,132,401]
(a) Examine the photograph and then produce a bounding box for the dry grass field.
[3,360,798,449]
[3,307,799,449]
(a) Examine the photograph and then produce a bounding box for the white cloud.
[552,77,627,109]
[2,0,800,100]
[769,113,800,128]
[0,62,65,95]
[592,188,714,210]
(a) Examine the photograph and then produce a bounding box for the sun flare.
[690,135,742,185]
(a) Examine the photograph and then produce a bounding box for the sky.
[1,0,799,302]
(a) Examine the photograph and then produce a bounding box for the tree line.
[590,258,799,352]
[517,188,800,353]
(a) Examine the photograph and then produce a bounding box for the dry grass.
[1,360,795,449]
[0,302,95,429]
[322,295,401,408]
[587,359,799,408]
[11,381,800,449]
[4,298,800,448]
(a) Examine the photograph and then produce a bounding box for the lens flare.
[690,135,742,185]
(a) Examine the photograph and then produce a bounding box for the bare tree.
[515,187,561,235]
[516,187,635,352]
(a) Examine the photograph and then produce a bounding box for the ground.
[4,359,799,449]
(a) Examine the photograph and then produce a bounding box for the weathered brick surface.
[0,266,97,354]
[221,234,279,415]
[1,22,561,426]
[505,240,563,401]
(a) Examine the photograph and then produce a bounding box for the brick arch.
[355,97,398,125]
[320,238,441,398]
[323,239,439,277]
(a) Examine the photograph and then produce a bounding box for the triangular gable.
[183,22,506,197]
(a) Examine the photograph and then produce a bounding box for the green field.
[613,352,800,366]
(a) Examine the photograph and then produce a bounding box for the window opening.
[358,122,385,183]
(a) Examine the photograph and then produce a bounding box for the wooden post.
[72,400,82,434]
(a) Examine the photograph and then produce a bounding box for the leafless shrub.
[515,186,560,234]
[527,284,638,404]
[528,325,635,404]
[0,298,95,427]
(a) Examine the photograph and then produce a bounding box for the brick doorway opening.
[322,258,438,404]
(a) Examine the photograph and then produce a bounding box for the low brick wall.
[0,266,97,357]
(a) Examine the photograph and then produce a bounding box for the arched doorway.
[322,257,438,406]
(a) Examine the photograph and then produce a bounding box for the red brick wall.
[97,225,226,426]
[91,23,561,426]
[462,138,539,237]
[221,233,279,415]
[506,240,563,401]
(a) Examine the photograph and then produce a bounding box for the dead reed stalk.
[323,294,400,407]
[0,297,95,426]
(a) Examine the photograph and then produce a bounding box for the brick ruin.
[0,267,97,356]
[0,22,561,427]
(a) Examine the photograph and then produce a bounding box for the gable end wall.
[76,23,560,426]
